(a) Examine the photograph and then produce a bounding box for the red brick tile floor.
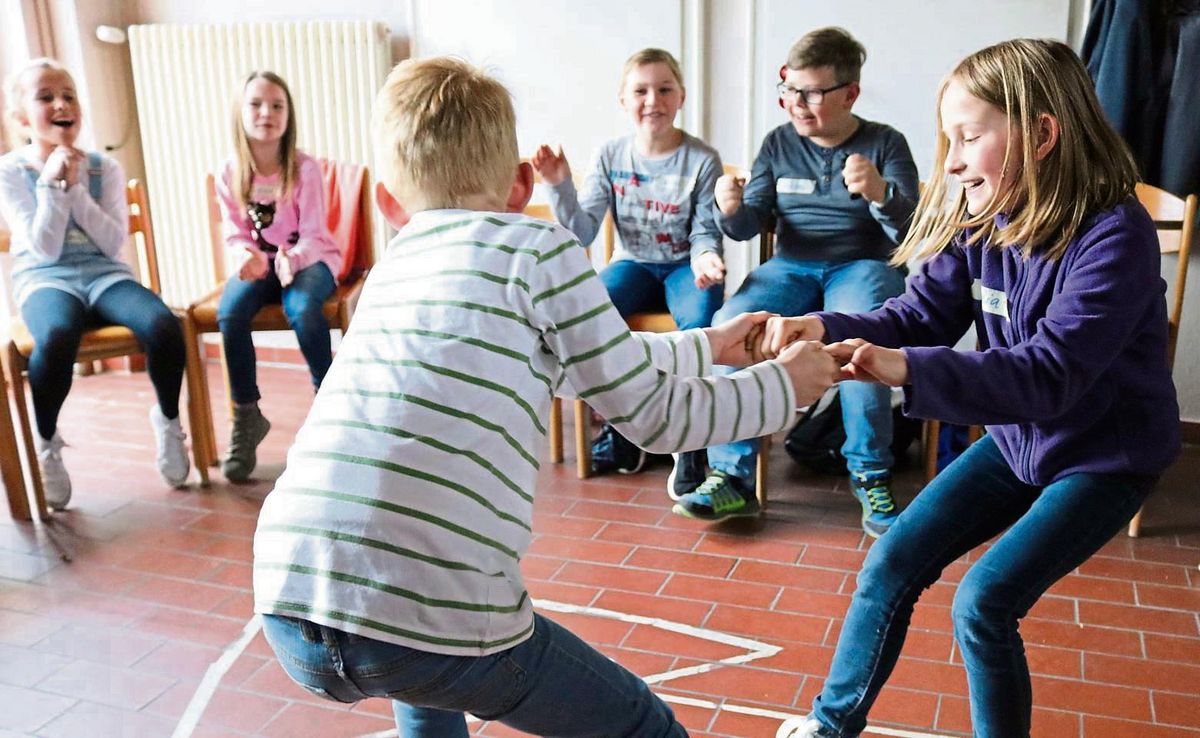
[1,362,1198,737]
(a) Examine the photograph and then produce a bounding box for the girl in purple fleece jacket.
[770,40,1180,738]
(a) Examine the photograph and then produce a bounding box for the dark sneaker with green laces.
[590,423,647,475]
[667,450,707,500]
[850,470,899,538]
[672,471,760,521]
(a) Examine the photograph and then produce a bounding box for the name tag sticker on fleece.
[777,177,816,195]
[980,285,1009,319]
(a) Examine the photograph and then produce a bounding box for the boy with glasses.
[672,27,919,535]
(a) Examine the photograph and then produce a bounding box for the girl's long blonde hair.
[2,58,72,150]
[893,38,1139,265]
[232,70,298,208]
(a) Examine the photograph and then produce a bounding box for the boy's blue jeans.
[261,612,688,738]
[810,435,1155,738]
[217,262,335,404]
[706,257,905,480]
[599,259,722,330]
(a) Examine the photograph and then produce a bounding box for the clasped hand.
[703,312,841,406]
[760,316,910,387]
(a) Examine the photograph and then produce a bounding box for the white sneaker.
[36,432,72,511]
[776,716,833,738]
[150,405,190,487]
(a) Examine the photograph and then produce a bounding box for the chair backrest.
[126,179,162,295]
[204,158,372,284]
[1134,182,1196,368]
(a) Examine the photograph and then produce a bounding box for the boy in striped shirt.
[253,56,840,738]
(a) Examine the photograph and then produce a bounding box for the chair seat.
[626,312,677,333]
[187,277,365,332]
[9,319,145,362]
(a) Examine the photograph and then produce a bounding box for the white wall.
[99,0,1200,423]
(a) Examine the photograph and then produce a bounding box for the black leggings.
[20,282,185,440]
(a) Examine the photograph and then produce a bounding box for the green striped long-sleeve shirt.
[252,209,796,656]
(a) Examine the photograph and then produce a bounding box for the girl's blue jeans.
[21,281,185,439]
[599,259,722,330]
[810,434,1155,738]
[217,261,335,404]
[262,611,688,738]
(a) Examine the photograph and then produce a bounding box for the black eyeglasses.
[776,81,852,105]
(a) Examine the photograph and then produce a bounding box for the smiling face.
[781,65,857,143]
[241,76,289,145]
[15,66,81,149]
[619,62,684,138]
[940,78,1017,216]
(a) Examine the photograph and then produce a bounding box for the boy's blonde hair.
[619,48,684,92]
[373,57,517,211]
[895,38,1139,265]
[232,70,298,208]
[786,27,866,82]
[2,57,73,149]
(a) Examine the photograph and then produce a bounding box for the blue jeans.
[706,257,905,480]
[810,435,1155,738]
[261,612,688,738]
[599,259,723,330]
[217,262,335,404]
[21,282,185,439]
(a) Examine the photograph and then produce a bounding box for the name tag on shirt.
[978,283,1009,319]
[251,181,281,202]
[777,177,816,195]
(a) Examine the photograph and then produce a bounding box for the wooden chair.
[1127,183,1195,538]
[3,180,211,520]
[185,160,375,470]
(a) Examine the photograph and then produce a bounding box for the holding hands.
[531,144,571,186]
[761,315,910,387]
[704,312,840,407]
[692,251,726,289]
[841,154,887,204]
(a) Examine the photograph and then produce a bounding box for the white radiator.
[128,21,391,306]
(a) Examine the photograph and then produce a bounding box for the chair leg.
[0,369,30,520]
[1127,505,1144,538]
[179,317,210,485]
[548,397,564,464]
[923,419,941,483]
[7,349,49,520]
[574,399,590,479]
[755,435,770,511]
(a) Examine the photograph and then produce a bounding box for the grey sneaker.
[149,405,190,487]
[36,432,72,511]
[223,404,270,482]
[667,450,706,500]
[776,716,838,738]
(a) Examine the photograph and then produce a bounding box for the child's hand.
[703,310,776,366]
[40,146,82,188]
[761,316,826,358]
[776,340,841,406]
[824,339,909,386]
[714,173,745,216]
[238,246,270,281]
[692,252,726,289]
[842,154,887,204]
[531,144,571,186]
[276,250,294,288]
